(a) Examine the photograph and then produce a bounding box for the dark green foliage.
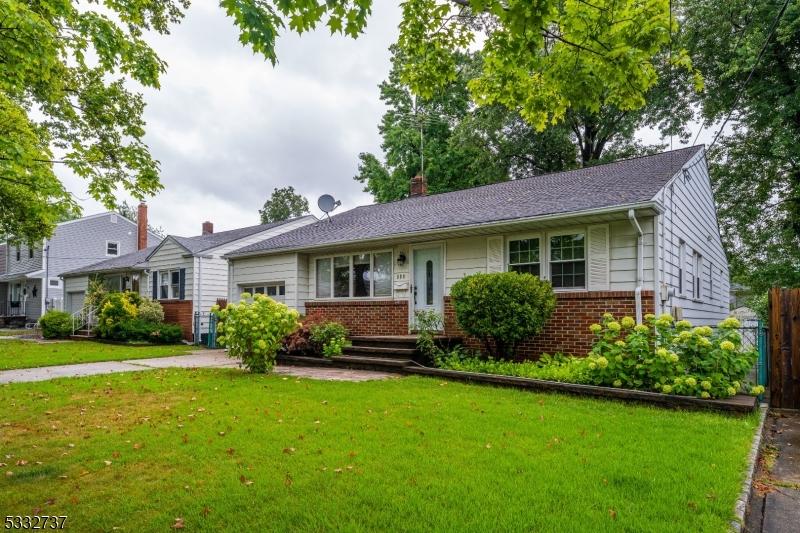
[259,186,309,224]
[309,321,350,357]
[39,311,73,339]
[450,272,556,359]
[436,352,592,384]
[97,319,182,344]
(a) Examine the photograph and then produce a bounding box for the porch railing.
[0,300,26,316]
[71,305,97,335]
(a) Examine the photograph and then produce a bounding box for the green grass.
[0,370,759,532]
[0,340,193,370]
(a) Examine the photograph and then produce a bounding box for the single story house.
[224,146,730,358]
[62,215,315,340]
[1,207,160,324]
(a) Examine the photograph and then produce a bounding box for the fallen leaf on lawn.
[70,496,79,505]
[334,468,342,473]
[197,408,205,412]
[182,434,189,444]
[58,475,67,480]
[172,517,185,529]
[239,475,253,486]
[284,473,293,487]
[5,471,12,477]
[283,447,295,455]
[201,506,211,517]
[321,400,328,405]
[68,443,75,448]
[15,459,28,466]
[218,432,225,436]
[0,463,5,467]
[609,509,617,520]
[112,451,120,458]
[348,451,357,458]
[104,460,112,466]
[45,498,55,506]
[687,501,698,510]
[485,443,492,449]
[133,443,142,450]
[314,420,320,424]
[226,448,235,456]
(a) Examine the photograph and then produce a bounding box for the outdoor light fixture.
[397,253,406,266]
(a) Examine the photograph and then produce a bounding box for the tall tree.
[4,0,683,243]
[681,0,800,293]
[355,49,578,202]
[259,187,310,223]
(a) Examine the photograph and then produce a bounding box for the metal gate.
[193,311,218,349]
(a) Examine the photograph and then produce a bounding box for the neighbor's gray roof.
[228,146,703,257]
[169,218,307,255]
[61,246,157,277]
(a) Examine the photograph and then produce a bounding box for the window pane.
[279,285,285,296]
[333,256,350,298]
[373,252,392,297]
[352,254,370,297]
[255,286,266,294]
[510,263,541,276]
[243,288,254,296]
[171,271,180,284]
[265,286,275,296]
[316,258,331,298]
[426,260,434,305]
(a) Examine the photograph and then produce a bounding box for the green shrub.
[146,323,183,344]
[96,291,141,338]
[85,277,108,311]
[137,298,164,324]
[309,321,350,357]
[585,313,761,399]
[40,310,73,339]
[96,318,183,344]
[212,294,300,372]
[450,272,556,359]
[436,350,591,384]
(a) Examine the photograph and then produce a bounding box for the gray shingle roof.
[61,246,157,277]
[170,219,304,255]
[228,146,703,257]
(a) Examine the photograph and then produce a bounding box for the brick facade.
[444,291,655,359]
[304,299,409,336]
[160,299,194,341]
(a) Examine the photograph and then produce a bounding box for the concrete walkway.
[745,410,800,532]
[0,350,396,384]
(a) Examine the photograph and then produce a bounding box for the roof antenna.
[317,194,341,224]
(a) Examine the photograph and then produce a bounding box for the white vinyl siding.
[229,253,302,311]
[147,238,193,300]
[445,236,486,291]
[655,151,730,324]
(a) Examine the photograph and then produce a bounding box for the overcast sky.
[61,1,714,237]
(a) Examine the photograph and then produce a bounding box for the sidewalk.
[745,410,800,533]
[0,351,396,384]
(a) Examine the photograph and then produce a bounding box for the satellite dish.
[317,194,341,214]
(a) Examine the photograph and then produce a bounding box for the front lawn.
[0,370,758,531]
[0,329,28,337]
[0,340,193,370]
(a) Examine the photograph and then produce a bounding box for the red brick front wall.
[160,300,194,341]
[304,299,409,336]
[444,291,655,359]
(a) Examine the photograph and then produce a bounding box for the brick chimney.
[202,221,214,235]
[137,201,148,250]
[410,174,428,197]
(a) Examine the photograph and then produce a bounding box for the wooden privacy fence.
[769,288,800,409]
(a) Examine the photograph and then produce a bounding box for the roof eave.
[224,201,664,260]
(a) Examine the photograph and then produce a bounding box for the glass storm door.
[412,247,443,316]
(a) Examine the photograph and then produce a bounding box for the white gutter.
[225,201,665,260]
[627,209,644,324]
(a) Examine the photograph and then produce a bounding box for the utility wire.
[705,0,791,151]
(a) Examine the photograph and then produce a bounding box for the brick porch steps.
[277,354,411,373]
[341,345,416,358]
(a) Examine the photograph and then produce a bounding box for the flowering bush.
[586,313,760,399]
[95,291,141,337]
[137,298,164,324]
[212,293,300,373]
[309,321,350,357]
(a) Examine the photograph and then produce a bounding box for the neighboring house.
[0,205,159,323]
[62,216,316,340]
[224,146,730,358]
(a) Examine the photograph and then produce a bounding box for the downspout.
[628,209,644,324]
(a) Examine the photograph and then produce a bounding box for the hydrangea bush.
[586,313,762,399]
[309,321,350,357]
[213,294,300,373]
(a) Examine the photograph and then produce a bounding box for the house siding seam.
[304,299,409,336]
[160,300,194,341]
[443,291,656,359]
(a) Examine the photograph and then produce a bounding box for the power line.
[706,0,791,151]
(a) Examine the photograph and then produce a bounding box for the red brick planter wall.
[160,300,194,341]
[444,291,655,360]
[305,299,409,336]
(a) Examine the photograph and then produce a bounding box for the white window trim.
[692,251,703,302]
[678,240,687,297]
[545,229,588,291]
[239,282,286,299]
[158,269,181,300]
[312,249,394,300]
[506,232,542,275]
[106,240,120,257]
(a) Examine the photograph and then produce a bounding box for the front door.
[412,247,443,317]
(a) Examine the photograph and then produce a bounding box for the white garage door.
[67,291,85,314]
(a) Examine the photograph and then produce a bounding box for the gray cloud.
[61,0,400,236]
